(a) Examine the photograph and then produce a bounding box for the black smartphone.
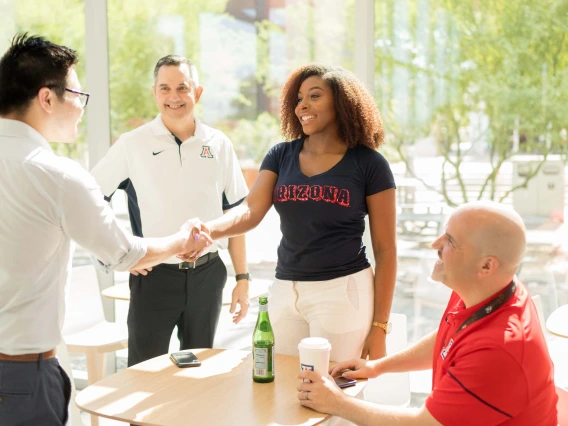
[170,351,201,368]
[334,376,357,389]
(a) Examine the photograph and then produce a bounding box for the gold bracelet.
[371,321,392,334]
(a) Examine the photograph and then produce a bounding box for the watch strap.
[235,273,251,281]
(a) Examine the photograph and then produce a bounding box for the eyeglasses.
[47,85,90,108]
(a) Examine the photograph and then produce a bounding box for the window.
[2,0,88,167]
[107,0,355,164]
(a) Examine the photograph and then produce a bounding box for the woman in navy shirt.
[193,64,396,361]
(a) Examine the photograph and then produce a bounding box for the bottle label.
[254,347,268,376]
[259,304,268,312]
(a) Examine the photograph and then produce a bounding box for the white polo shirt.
[91,115,249,263]
[0,118,146,355]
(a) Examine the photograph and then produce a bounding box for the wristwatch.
[235,273,251,282]
[371,321,392,334]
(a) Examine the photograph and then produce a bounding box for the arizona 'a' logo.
[200,146,214,158]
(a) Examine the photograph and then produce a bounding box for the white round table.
[546,304,568,338]
[102,277,271,306]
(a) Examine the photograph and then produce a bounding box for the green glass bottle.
[252,296,275,383]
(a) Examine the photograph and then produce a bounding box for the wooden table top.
[546,304,568,338]
[75,348,366,426]
[102,278,271,306]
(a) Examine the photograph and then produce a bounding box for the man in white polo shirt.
[91,55,250,367]
[0,35,210,425]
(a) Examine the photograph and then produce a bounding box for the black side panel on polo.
[222,192,245,211]
[105,178,144,237]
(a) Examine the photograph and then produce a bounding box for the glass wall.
[374,0,567,193]
[106,0,355,165]
[1,0,88,166]
[374,0,568,335]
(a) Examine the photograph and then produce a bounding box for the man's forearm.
[130,231,186,270]
[375,330,437,374]
[228,234,248,275]
[336,398,437,426]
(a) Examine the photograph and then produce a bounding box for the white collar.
[0,118,52,151]
[150,114,211,142]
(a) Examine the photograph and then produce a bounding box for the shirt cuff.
[92,236,148,273]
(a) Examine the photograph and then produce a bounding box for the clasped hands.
[130,218,211,276]
[177,218,212,262]
[130,218,249,324]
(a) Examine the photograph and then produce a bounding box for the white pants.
[268,267,374,362]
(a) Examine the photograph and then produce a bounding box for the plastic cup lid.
[298,337,331,350]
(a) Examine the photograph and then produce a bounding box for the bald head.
[453,202,526,275]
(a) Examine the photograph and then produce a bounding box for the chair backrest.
[531,295,568,391]
[557,386,568,426]
[62,265,106,336]
[531,294,550,337]
[386,313,408,353]
[364,313,411,406]
[520,266,559,316]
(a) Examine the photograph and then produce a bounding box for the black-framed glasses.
[47,85,90,108]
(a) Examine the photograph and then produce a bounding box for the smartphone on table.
[333,376,357,389]
[170,351,201,368]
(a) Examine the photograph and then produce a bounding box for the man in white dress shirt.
[0,34,210,426]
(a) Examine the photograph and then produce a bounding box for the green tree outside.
[4,0,87,164]
[375,0,568,205]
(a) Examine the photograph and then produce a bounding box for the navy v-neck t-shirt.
[260,138,396,281]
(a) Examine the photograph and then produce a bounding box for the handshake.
[130,218,213,277]
[177,218,213,262]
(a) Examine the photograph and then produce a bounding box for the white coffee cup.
[298,337,331,379]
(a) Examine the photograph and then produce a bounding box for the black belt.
[161,251,219,270]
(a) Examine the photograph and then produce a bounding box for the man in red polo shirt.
[297,201,558,425]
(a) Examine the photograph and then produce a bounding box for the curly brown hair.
[280,63,384,149]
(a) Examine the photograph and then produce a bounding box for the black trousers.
[127,256,227,367]
[0,356,71,426]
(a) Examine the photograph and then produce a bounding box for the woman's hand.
[360,327,387,360]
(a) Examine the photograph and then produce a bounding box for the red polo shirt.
[425,281,557,425]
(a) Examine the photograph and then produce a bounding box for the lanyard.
[441,280,516,359]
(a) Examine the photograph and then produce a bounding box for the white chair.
[521,266,559,317]
[412,256,452,341]
[364,313,411,406]
[62,265,128,426]
[531,295,549,336]
[531,295,568,390]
